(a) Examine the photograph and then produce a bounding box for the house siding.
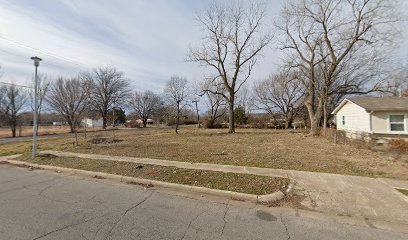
[372,111,408,134]
[336,101,370,133]
[372,112,388,133]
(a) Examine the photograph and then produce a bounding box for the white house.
[81,118,103,128]
[331,97,408,139]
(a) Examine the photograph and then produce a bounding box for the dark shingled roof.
[348,96,408,111]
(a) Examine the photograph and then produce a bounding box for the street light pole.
[30,56,42,159]
[192,98,200,128]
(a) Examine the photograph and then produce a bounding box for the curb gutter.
[1,158,293,204]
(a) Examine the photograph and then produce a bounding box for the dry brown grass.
[17,154,289,195]
[389,139,408,154]
[1,127,408,179]
[396,188,408,196]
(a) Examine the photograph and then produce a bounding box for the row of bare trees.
[189,0,406,135]
[0,64,194,138]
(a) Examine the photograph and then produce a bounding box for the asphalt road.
[0,127,159,145]
[0,165,407,240]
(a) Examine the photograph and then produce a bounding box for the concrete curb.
[257,182,294,204]
[0,159,290,204]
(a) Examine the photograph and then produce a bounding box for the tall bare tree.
[254,72,304,128]
[47,77,89,145]
[129,90,161,128]
[81,66,129,129]
[0,84,28,137]
[189,1,272,133]
[277,0,401,135]
[165,75,189,133]
[30,74,51,134]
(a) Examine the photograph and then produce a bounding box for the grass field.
[16,154,289,195]
[1,127,407,179]
[396,188,408,196]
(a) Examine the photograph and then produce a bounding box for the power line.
[0,35,91,70]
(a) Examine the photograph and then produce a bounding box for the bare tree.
[129,90,161,128]
[277,0,401,135]
[29,74,51,134]
[382,66,408,96]
[200,79,227,128]
[81,66,129,129]
[254,72,304,129]
[0,87,4,113]
[0,66,4,125]
[235,84,256,115]
[0,84,28,137]
[165,75,189,133]
[47,77,89,145]
[188,1,272,133]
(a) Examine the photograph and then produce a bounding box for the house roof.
[332,96,408,114]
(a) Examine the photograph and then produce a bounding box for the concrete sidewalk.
[29,150,408,227]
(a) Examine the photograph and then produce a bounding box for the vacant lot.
[1,128,407,179]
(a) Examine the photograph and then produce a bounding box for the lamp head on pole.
[30,56,42,67]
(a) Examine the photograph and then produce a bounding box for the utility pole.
[192,98,200,128]
[30,56,42,159]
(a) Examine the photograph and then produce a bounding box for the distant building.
[332,97,408,139]
[52,122,65,126]
[135,119,155,125]
[81,118,103,128]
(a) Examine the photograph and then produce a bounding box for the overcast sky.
[0,0,407,92]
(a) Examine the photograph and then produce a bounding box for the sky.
[0,0,407,93]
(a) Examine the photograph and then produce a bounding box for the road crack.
[32,212,110,240]
[180,208,206,240]
[220,201,230,236]
[280,213,291,240]
[104,193,153,239]
[0,178,59,196]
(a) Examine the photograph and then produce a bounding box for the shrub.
[183,120,198,125]
[389,139,408,153]
[125,120,141,128]
[204,119,224,129]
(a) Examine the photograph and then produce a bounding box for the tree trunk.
[68,122,75,133]
[142,118,147,128]
[74,129,78,146]
[11,126,16,138]
[175,103,180,134]
[323,90,328,130]
[323,100,328,130]
[285,116,293,129]
[228,96,235,134]
[306,103,323,136]
[102,115,107,129]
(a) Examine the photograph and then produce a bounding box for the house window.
[389,115,405,132]
[342,116,345,125]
